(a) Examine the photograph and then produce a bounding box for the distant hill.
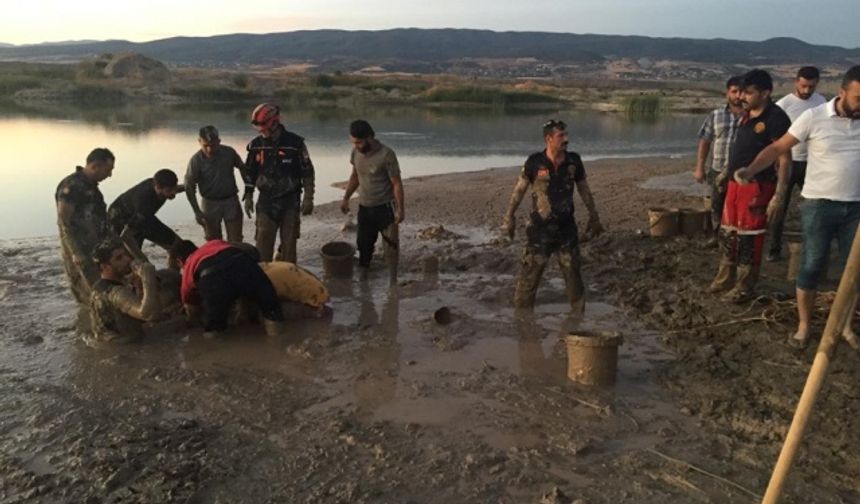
[0,29,857,74]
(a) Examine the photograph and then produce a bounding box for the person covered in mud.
[501,119,604,311]
[107,169,184,266]
[767,66,828,262]
[340,119,405,284]
[174,239,287,337]
[185,125,246,243]
[241,103,315,263]
[735,65,860,348]
[55,147,116,306]
[694,75,743,244]
[88,238,162,346]
[708,69,792,303]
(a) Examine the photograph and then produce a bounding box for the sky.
[1,0,858,49]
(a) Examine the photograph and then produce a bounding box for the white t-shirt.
[776,92,827,161]
[788,99,860,202]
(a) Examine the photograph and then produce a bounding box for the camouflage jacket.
[55,167,109,261]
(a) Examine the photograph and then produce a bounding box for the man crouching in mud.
[174,239,287,337]
[501,119,604,311]
[87,239,164,347]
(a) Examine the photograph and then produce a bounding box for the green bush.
[0,76,43,97]
[425,86,559,106]
[232,73,250,89]
[623,95,662,119]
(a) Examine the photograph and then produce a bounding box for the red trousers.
[719,180,775,266]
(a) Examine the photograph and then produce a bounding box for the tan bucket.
[679,208,709,237]
[702,196,713,211]
[648,207,679,237]
[564,331,623,386]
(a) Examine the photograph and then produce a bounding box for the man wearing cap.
[241,103,316,263]
[708,69,792,302]
[56,148,116,306]
[185,125,246,243]
[501,119,604,311]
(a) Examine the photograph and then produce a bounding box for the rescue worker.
[185,125,246,243]
[55,148,115,305]
[107,169,183,265]
[241,103,315,263]
[708,69,792,302]
[174,239,286,337]
[340,120,405,284]
[501,119,604,311]
[87,238,161,347]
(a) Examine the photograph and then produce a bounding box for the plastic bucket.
[564,331,623,386]
[648,207,679,237]
[679,208,708,237]
[320,241,355,279]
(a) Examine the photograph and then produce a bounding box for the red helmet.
[250,103,280,131]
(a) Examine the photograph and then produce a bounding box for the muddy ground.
[1,156,858,503]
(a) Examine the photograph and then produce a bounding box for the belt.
[203,194,238,202]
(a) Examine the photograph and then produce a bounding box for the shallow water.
[0,105,701,239]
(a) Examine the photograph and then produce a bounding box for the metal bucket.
[648,207,679,237]
[564,331,623,386]
[320,241,355,279]
[679,208,709,237]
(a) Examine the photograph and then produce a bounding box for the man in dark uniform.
[108,169,183,265]
[708,69,792,302]
[175,239,286,336]
[241,103,315,263]
[501,119,604,311]
[55,148,115,305]
[88,239,161,347]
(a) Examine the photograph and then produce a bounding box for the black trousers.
[769,160,807,255]
[196,251,283,331]
[357,203,395,267]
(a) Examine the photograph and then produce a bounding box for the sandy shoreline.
[2,155,858,503]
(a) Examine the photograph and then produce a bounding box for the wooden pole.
[761,224,860,504]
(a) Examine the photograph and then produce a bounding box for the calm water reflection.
[0,104,700,239]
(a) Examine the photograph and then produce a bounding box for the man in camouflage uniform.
[55,148,116,305]
[88,239,161,347]
[501,120,604,311]
[241,103,315,263]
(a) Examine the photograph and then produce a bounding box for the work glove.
[733,167,752,186]
[715,170,731,192]
[301,197,314,216]
[243,193,254,219]
[766,195,784,223]
[500,216,515,240]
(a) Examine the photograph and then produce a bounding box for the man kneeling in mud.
[174,239,287,337]
[88,239,164,346]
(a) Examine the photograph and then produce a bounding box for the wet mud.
[1,157,858,503]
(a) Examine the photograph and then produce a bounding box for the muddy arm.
[391,175,405,223]
[120,226,147,263]
[504,173,530,222]
[57,200,92,264]
[576,178,604,236]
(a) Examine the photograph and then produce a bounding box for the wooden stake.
[761,225,860,503]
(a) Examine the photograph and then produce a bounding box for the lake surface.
[0,105,701,239]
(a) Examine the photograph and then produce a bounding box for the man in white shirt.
[768,66,828,261]
[734,65,860,348]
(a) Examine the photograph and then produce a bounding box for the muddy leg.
[382,221,399,286]
[557,246,585,314]
[278,207,300,264]
[708,229,737,292]
[514,248,549,309]
[255,212,278,262]
[224,217,243,243]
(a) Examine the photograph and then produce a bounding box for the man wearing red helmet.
[241,103,316,263]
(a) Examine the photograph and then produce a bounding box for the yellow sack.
[260,262,330,309]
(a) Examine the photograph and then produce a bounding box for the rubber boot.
[262,318,288,337]
[722,264,759,303]
[707,260,736,293]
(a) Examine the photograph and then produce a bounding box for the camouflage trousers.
[514,244,584,310]
[60,243,100,306]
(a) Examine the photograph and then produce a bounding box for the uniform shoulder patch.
[754,122,766,134]
[536,167,550,178]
